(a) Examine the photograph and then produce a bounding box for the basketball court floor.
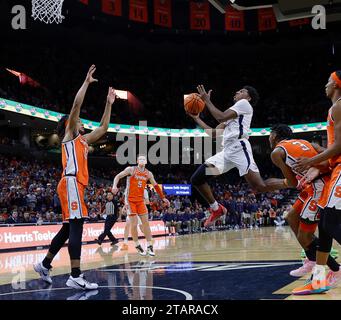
[0,226,340,300]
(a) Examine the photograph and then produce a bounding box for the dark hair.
[57,115,69,141]
[270,124,293,141]
[335,70,341,80]
[244,86,259,106]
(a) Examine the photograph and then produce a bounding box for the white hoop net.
[31,0,65,24]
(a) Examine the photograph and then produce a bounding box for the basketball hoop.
[31,0,65,24]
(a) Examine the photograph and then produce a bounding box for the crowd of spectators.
[0,28,336,131]
[0,154,294,232]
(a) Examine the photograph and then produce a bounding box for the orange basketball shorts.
[292,182,323,233]
[57,176,88,221]
[318,164,341,209]
[127,200,148,216]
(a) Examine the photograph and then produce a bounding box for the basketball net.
[31,0,65,24]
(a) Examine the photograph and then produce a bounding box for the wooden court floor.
[0,226,340,300]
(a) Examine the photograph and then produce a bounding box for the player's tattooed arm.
[112,167,133,194]
[197,85,237,123]
[84,87,116,144]
[67,65,98,134]
[270,147,298,188]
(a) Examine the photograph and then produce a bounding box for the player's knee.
[190,164,207,186]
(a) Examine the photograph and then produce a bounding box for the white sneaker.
[290,259,316,277]
[135,245,147,256]
[66,274,98,290]
[147,245,155,257]
[33,262,52,284]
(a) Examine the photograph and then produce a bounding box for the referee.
[95,192,120,246]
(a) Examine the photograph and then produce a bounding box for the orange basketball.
[184,93,205,115]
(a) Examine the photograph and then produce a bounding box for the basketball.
[184,93,205,115]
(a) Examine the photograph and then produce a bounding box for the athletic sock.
[124,238,128,244]
[327,255,340,272]
[42,257,52,270]
[210,201,219,211]
[147,241,152,247]
[71,267,81,278]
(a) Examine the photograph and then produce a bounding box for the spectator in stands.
[5,210,20,224]
[162,207,176,235]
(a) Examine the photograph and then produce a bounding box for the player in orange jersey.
[292,70,341,295]
[112,155,170,256]
[34,65,117,290]
[269,124,339,280]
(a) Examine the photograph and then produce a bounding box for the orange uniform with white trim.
[57,134,89,221]
[125,166,151,215]
[276,139,329,232]
[318,107,341,209]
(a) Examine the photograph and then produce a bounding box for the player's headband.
[331,72,341,88]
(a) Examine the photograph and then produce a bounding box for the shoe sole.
[292,287,330,295]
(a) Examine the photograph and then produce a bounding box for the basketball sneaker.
[326,269,341,288]
[204,204,227,228]
[292,278,330,295]
[33,262,52,284]
[290,259,315,277]
[121,243,129,250]
[66,274,98,290]
[135,244,147,256]
[147,245,155,257]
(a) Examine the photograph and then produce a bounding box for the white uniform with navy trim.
[205,99,259,176]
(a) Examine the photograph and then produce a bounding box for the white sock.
[134,241,140,247]
[124,238,128,244]
[210,201,219,211]
[147,241,152,247]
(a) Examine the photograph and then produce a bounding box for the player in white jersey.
[189,85,276,226]
[120,188,150,251]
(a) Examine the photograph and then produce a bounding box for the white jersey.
[222,99,253,147]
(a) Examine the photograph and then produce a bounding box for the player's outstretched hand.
[85,64,98,84]
[297,167,320,190]
[293,156,312,173]
[197,85,212,103]
[107,87,117,105]
[162,198,170,208]
[112,186,119,195]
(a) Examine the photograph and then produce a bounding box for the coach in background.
[95,192,121,246]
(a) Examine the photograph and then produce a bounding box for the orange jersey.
[326,107,341,167]
[61,134,89,186]
[126,166,150,202]
[275,139,318,178]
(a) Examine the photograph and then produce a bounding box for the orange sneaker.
[121,243,129,250]
[204,204,227,228]
[292,279,330,295]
